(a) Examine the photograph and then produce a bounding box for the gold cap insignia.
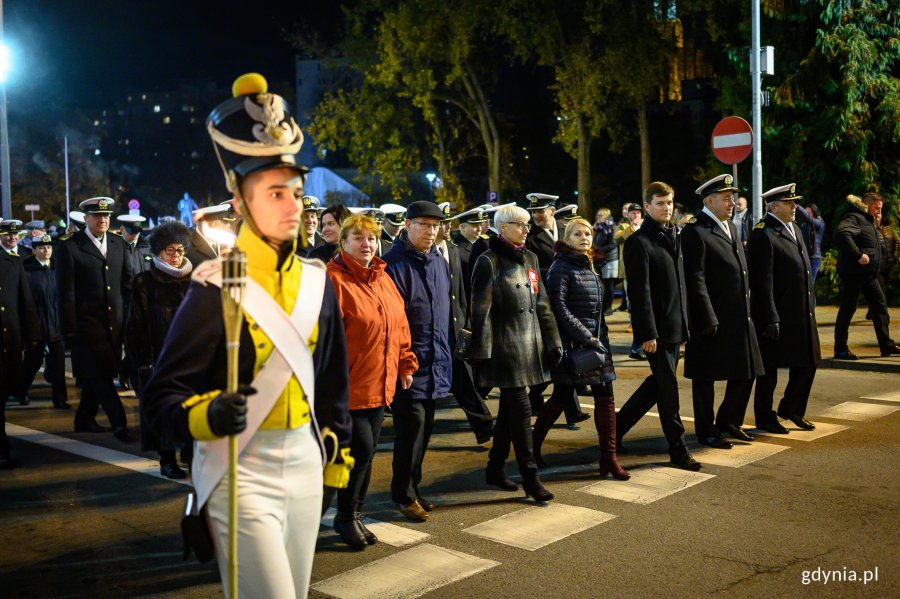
[98,199,109,210]
[724,175,733,185]
[790,184,796,194]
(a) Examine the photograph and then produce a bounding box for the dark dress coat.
[468,230,495,290]
[835,195,882,279]
[307,242,339,263]
[142,259,352,451]
[469,236,562,388]
[22,256,62,342]
[681,210,763,381]
[123,236,153,281]
[298,230,326,255]
[444,240,469,333]
[451,231,476,301]
[55,230,132,379]
[383,231,453,400]
[748,213,821,368]
[185,228,218,270]
[0,252,41,382]
[546,245,612,386]
[525,221,560,279]
[623,217,688,345]
[125,262,192,451]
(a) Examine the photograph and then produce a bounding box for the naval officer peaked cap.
[32,234,53,247]
[695,174,740,198]
[0,219,23,233]
[192,203,234,223]
[525,193,559,210]
[302,195,321,212]
[79,197,116,214]
[556,204,579,220]
[453,207,489,224]
[762,183,803,204]
[380,203,407,225]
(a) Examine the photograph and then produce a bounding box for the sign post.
[711,116,753,194]
[128,199,141,216]
[24,203,39,222]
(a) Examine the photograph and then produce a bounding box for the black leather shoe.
[757,420,789,434]
[565,412,591,426]
[722,424,754,442]
[160,462,187,480]
[356,514,378,545]
[522,476,554,503]
[417,496,435,512]
[113,427,133,442]
[699,436,732,449]
[833,350,858,360]
[475,428,493,445]
[486,466,519,491]
[334,515,368,549]
[880,344,900,357]
[117,376,131,391]
[52,401,72,410]
[628,349,647,361]
[779,413,816,431]
[74,422,111,433]
[671,453,702,471]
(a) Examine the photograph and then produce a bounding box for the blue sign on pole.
[487,191,498,204]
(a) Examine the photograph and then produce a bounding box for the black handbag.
[564,346,606,374]
[181,492,215,563]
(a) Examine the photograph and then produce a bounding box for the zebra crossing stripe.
[747,421,848,441]
[818,401,899,422]
[462,503,615,551]
[689,441,789,467]
[311,543,498,599]
[578,464,714,504]
[859,390,900,404]
[320,508,429,547]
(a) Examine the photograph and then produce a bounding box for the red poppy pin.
[527,269,539,294]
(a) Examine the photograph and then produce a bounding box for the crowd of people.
[0,72,898,597]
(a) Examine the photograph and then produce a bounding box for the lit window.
[163,116,171,124]
[153,105,161,113]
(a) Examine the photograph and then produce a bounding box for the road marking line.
[859,390,900,404]
[689,441,789,467]
[320,508,429,547]
[578,464,715,504]
[578,402,697,422]
[462,503,615,551]
[311,543,498,599]
[6,424,191,486]
[818,401,899,422]
[747,421,849,441]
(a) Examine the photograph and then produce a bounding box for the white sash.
[192,262,326,508]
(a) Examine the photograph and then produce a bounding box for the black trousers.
[754,365,817,423]
[600,279,615,314]
[450,357,494,441]
[528,381,551,414]
[390,397,435,505]
[834,274,893,353]
[74,376,127,430]
[339,407,385,515]
[617,343,688,457]
[488,387,537,475]
[22,340,67,405]
[692,378,754,440]
[0,364,9,458]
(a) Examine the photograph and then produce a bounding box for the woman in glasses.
[469,203,563,503]
[125,221,194,479]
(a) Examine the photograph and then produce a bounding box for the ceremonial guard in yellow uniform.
[143,73,353,599]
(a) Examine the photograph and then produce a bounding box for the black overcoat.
[55,230,132,378]
[681,211,763,381]
[22,255,62,342]
[546,246,612,386]
[525,222,559,279]
[748,213,821,368]
[0,252,40,378]
[124,236,153,281]
[623,217,688,345]
[445,240,469,334]
[469,236,562,388]
[834,195,882,278]
[451,231,475,301]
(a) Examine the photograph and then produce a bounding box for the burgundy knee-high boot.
[595,396,630,480]
[531,398,565,468]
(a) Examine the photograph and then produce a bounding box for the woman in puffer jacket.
[533,218,629,480]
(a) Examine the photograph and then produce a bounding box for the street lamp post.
[0,0,11,220]
[425,172,437,203]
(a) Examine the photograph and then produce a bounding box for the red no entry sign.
[711,116,753,165]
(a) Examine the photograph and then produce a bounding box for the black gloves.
[588,337,609,354]
[549,347,565,368]
[321,486,336,517]
[207,387,256,437]
[763,322,780,341]
[701,325,718,337]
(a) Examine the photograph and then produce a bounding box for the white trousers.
[206,425,323,599]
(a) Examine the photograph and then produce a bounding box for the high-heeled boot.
[595,396,630,480]
[521,469,554,503]
[531,398,565,467]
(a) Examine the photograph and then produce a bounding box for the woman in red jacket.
[326,213,418,549]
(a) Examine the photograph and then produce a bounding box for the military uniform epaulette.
[479,233,490,239]
[686,217,698,224]
[754,221,766,230]
[111,230,123,237]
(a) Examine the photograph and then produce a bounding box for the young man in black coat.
[21,235,69,409]
[748,184,821,433]
[682,174,764,448]
[55,197,133,440]
[833,192,899,359]
[619,182,700,471]
[0,234,41,467]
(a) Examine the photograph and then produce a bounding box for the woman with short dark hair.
[125,221,193,479]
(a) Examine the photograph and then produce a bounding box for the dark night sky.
[6,0,344,115]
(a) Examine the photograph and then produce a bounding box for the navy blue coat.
[384,231,452,400]
[22,256,63,342]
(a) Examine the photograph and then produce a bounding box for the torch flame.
[202,223,237,250]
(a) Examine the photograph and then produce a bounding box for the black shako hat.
[406,201,445,221]
[207,73,307,192]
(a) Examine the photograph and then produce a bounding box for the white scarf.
[152,255,193,278]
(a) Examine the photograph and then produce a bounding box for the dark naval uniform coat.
[124,235,153,280]
[681,210,764,438]
[525,221,560,280]
[0,251,40,457]
[748,213,821,422]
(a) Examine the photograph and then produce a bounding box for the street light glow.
[0,44,10,84]
[425,172,437,183]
